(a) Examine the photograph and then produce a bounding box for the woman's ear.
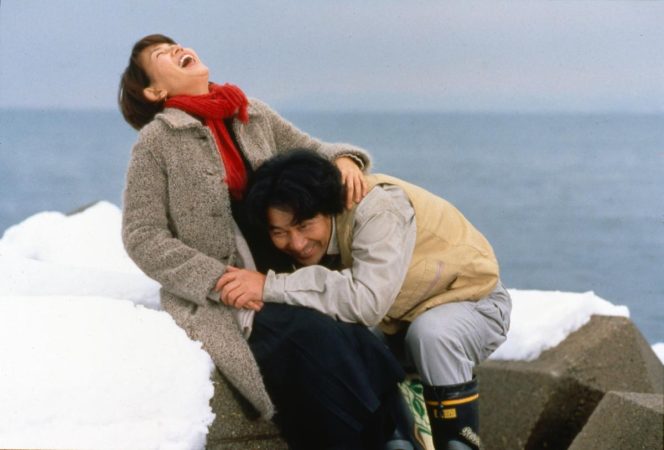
[143,86,167,103]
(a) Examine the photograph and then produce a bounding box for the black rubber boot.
[423,377,481,450]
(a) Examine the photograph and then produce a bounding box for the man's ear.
[143,86,167,103]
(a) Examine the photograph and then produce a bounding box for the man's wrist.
[262,270,285,303]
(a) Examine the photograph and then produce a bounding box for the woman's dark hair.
[118,34,175,130]
[245,149,345,229]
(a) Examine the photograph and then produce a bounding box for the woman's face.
[139,43,210,100]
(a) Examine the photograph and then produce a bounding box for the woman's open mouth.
[179,55,195,68]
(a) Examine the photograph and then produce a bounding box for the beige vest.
[336,174,499,333]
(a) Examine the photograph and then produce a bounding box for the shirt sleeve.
[262,186,416,326]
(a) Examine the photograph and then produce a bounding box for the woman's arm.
[122,139,226,306]
[251,98,372,169]
[252,98,371,205]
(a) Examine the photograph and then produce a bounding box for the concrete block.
[206,371,287,450]
[534,316,663,394]
[477,316,664,450]
[569,391,664,450]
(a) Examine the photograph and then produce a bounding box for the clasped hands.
[215,266,266,311]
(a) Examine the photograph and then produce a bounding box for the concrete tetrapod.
[476,316,663,450]
[568,391,663,450]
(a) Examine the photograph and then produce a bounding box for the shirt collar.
[327,216,339,255]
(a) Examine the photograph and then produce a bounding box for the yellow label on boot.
[443,408,457,419]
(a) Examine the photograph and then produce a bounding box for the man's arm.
[218,186,416,324]
[265,186,416,325]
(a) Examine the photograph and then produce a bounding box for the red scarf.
[165,83,249,199]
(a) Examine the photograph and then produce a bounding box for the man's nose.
[289,232,306,252]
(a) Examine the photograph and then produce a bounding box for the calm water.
[1,109,662,343]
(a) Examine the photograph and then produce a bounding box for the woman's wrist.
[336,153,365,170]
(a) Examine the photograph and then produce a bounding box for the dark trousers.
[249,303,406,450]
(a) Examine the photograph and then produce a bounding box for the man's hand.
[216,266,266,311]
[335,156,368,209]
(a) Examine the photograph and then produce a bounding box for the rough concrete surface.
[476,316,664,450]
[206,370,287,450]
[200,315,663,449]
[568,391,663,450]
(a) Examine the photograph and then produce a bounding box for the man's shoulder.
[355,183,413,222]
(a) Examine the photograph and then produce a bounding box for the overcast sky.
[1,1,663,112]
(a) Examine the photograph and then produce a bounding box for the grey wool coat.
[122,98,370,419]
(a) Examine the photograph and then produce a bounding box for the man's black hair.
[245,149,345,229]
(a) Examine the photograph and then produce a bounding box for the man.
[219,150,512,450]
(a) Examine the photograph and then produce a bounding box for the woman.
[118,34,406,449]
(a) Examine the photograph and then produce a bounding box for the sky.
[1,0,663,112]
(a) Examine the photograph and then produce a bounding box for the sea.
[1,109,662,344]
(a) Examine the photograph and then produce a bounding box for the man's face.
[267,207,332,266]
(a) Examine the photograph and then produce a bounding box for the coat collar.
[157,108,203,129]
[156,100,258,130]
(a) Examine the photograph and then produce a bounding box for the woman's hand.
[215,266,265,311]
[335,156,368,209]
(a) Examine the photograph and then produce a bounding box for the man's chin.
[295,254,320,267]
[296,258,313,267]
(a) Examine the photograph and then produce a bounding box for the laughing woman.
[118,34,406,449]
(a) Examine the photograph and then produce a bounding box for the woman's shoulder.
[247,97,275,116]
[137,114,170,140]
[135,109,199,144]
[131,121,165,156]
[144,109,201,132]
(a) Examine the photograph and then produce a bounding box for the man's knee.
[404,303,482,385]
[405,320,466,362]
[406,302,476,351]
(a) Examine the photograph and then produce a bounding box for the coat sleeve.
[251,98,372,170]
[122,136,226,306]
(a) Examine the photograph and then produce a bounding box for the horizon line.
[1,106,663,116]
